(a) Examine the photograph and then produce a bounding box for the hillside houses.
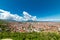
[7,22,60,32]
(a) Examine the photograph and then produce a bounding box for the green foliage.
[0,32,60,40]
[0,20,10,32]
[0,24,10,32]
[0,20,8,24]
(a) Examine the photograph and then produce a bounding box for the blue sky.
[0,0,60,21]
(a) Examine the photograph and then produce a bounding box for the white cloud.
[0,9,23,21]
[0,9,60,22]
[23,11,37,21]
[0,9,37,21]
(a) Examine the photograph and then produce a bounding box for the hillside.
[0,20,8,24]
[0,20,60,32]
[0,20,10,32]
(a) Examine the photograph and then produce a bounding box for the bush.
[0,32,60,40]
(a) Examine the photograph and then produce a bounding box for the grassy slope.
[0,32,60,40]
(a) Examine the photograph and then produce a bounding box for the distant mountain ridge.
[0,19,60,23]
[0,19,37,22]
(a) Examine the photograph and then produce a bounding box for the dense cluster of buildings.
[8,22,60,32]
